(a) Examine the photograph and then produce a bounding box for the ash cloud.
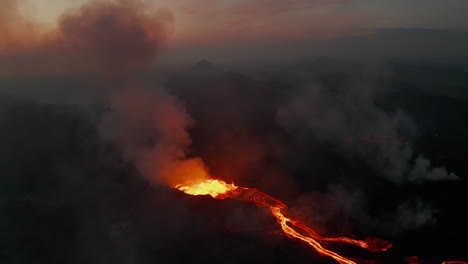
[56,0,209,187]
[276,76,459,184]
[54,0,173,77]
[0,0,174,76]
[289,187,437,236]
[99,85,209,187]
[0,0,208,187]
[270,68,460,236]
[409,155,459,182]
[360,196,437,236]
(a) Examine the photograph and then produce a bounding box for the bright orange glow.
[442,262,468,264]
[271,206,356,264]
[270,206,391,264]
[175,178,238,199]
[175,177,391,264]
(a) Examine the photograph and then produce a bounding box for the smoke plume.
[276,79,459,184]
[1,0,210,189]
[1,0,174,76]
[409,155,459,182]
[54,0,211,186]
[99,85,210,187]
[55,0,173,77]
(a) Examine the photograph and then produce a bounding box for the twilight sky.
[28,0,468,44]
[9,0,468,65]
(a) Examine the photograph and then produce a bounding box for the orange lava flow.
[271,206,391,249]
[271,206,356,264]
[442,262,468,264]
[175,178,238,199]
[175,177,392,264]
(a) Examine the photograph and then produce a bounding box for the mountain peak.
[190,60,218,71]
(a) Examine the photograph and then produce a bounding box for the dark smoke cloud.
[0,0,173,77]
[269,71,461,236]
[47,0,210,188]
[409,155,458,182]
[1,0,207,187]
[276,79,458,184]
[99,84,210,187]
[55,0,173,77]
[286,184,438,236]
[385,198,436,234]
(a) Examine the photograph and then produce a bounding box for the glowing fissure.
[176,178,465,264]
[271,206,358,264]
[175,177,391,264]
[175,178,237,199]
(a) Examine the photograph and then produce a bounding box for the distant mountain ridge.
[188,60,220,73]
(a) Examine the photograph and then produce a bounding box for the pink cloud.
[167,0,362,46]
[218,0,347,17]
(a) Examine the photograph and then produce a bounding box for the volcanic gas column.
[175,177,392,264]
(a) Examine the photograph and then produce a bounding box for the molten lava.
[175,177,392,264]
[175,178,237,199]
